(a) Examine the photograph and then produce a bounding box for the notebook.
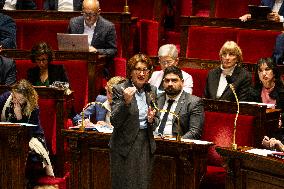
[248,5,271,20]
[57,33,89,52]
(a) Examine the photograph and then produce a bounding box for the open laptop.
[248,5,271,20]
[57,33,89,52]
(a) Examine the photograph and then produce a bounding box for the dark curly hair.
[30,42,54,63]
[126,53,153,79]
[254,58,282,89]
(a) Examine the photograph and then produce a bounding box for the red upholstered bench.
[186,26,238,60]
[237,29,281,63]
[16,20,69,50]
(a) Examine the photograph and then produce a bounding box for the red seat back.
[202,112,254,166]
[187,26,238,59]
[214,0,249,18]
[182,67,209,97]
[16,20,69,50]
[237,29,281,63]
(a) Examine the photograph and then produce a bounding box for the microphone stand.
[79,101,104,131]
[149,95,182,142]
[228,83,239,150]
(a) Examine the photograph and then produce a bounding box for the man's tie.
[158,99,175,134]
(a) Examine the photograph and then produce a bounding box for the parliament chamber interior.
[1,0,284,189]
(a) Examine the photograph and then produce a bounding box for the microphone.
[79,101,104,131]
[226,75,239,150]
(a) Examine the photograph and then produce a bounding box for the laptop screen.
[57,33,89,52]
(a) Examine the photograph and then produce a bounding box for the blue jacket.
[73,95,108,125]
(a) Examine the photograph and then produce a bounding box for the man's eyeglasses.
[35,58,48,63]
[159,60,175,66]
[134,68,150,74]
[81,12,99,17]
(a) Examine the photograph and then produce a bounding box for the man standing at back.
[68,0,117,57]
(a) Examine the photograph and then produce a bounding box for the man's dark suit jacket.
[204,66,252,101]
[157,91,204,139]
[44,0,82,11]
[0,13,16,49]
[27,64,69,86]
[110,79,158,157]
[0,55,16,85]
[261,0,284,16]
[68,15,117,57]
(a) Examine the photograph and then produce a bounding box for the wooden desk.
[61,130,213,189]
[216,146,284,189]
[0,124,31,189]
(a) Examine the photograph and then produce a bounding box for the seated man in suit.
[44,0,83,11]
[73,76,125,126]
[155,66,204,139]
[240,0,284,22]
[68,0,117,57]
[0,46,16,85]
[1,0,37,10]
[0,12,16,49]
[148,44,193,94]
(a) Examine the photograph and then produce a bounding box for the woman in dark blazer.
[27,42,69,87]
[204,41,252,102]
[110,53,159,189]
[250,58,284,150]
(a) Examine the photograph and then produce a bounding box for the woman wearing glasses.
[27,42,69,87]
[110,53,159,189]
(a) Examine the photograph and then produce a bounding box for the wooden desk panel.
[216,146,284,189]
[62,130,213,189]
[0,124,30,189]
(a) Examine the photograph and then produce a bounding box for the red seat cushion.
[36,176,66,189]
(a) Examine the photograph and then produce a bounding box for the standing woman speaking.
[110,53,159,189]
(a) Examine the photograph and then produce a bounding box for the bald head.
[83,0,100,11]
[82,0,101,27]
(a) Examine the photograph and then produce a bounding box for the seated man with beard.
[155,66,204,139]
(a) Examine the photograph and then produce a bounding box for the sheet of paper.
[245,148,276,156]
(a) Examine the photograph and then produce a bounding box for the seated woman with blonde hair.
[0,79,54,188]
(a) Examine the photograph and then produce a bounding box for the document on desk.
[94,125,113,133]
[245,148,276,156]
[163,137,213,144]
[0,122,37,127]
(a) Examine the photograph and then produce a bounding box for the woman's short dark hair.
[163,66,183,80]
[254,57,282,88]
[126,53,153,79]
[30,42,54,63]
